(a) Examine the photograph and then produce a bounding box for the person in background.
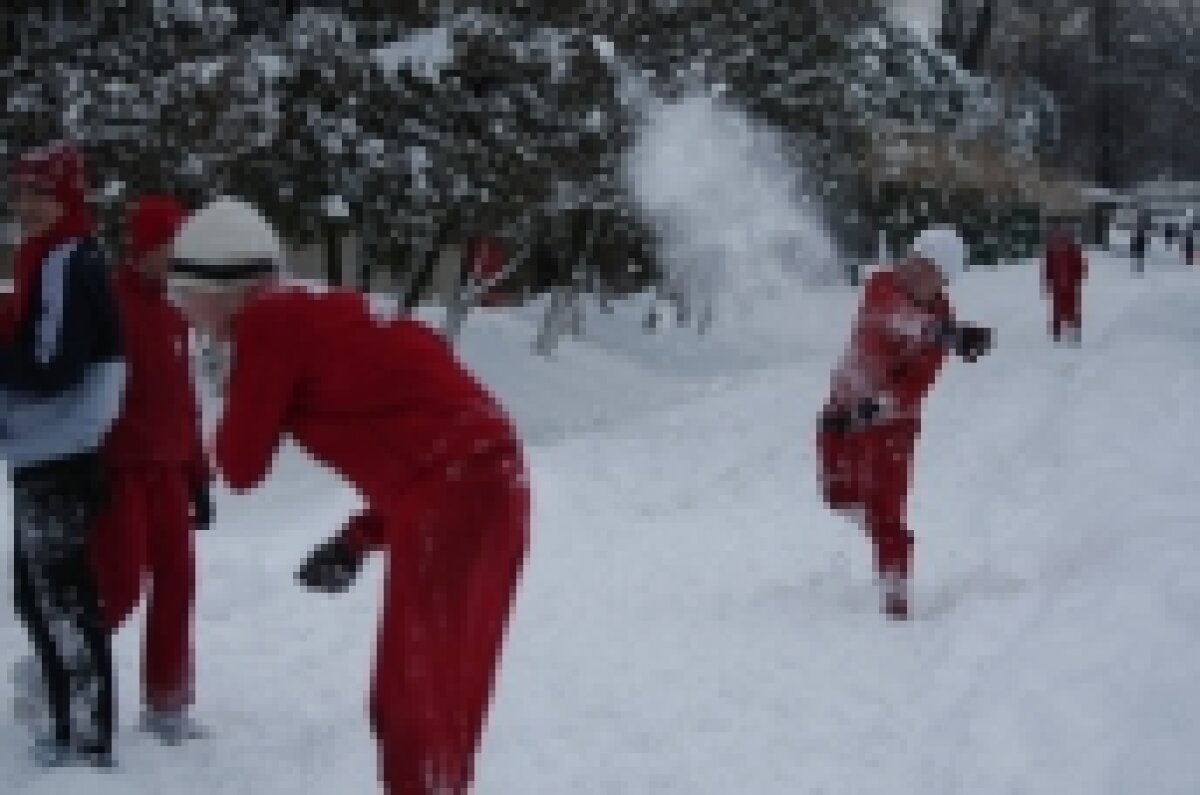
[0,142,125,767]
[1042,222,1088,345]
[464,233,509,309]
[817,231,992,620]
[89,195,213,744]
[168,197,529,794]
[1131,212,1150,273]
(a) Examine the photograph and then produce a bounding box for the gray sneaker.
[140,708,208,745]
[30,737,71,768]
[878,572,910,621]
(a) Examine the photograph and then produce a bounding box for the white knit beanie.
[907,225,964,272]
[171,196,282,286]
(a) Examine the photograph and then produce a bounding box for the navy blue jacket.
[0,237,126,468]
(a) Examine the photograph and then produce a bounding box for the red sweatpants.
[819,419,918,577]
[355,448,529,795]
[91,466,196,712]
[1049,283,1082,339]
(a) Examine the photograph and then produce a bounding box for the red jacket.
[1043,240,1087,290]
[465,235,509,308]
[829,270,954,418]
[104,266,205,477]
[215,289,516,513]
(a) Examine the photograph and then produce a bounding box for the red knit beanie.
[10,142,88,211]
[125,195,187,261]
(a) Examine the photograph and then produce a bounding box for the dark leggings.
[12,454,113,754]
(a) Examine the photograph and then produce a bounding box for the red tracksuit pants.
[1048,282,1082,339]
[91,466,195,712]
[819,419,918,578]
[352,447,529,795]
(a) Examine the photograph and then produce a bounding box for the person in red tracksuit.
[89,196,212,743]
[817,249,992,619]
[1042,225,1088,344]
[168,197,529,794]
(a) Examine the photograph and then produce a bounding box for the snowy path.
[2,253,1199,793]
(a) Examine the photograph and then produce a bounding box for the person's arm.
[0,359,126,468]
[213,302,300,492]
[880,291,989,407]
[0,242,127,467]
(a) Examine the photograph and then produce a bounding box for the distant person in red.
[89,196,212,744]
[1042,224,1088,345]
[817,235,992,620]
[168,197,529,794]
[465,234,508,308]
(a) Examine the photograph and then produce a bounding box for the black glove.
[819,398,882,434]
[819,406,851,434]
[955,324,994,362]
[854,397,882,423]
[295,538,364,594]
[191,480,214,531]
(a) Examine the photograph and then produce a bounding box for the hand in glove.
[854,397,884,423]
[295,537,365,594]
[819,398,885,434]
[191,479,214,531]
[954,323,994,362]
[819,405,853,434]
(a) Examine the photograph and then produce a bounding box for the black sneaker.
[75,747,116,770]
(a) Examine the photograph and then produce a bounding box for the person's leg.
[91,469,149,632]
[370,449,529,794]
[142,468,197,719]
[11,529,50,736]
[14,523,35,630]
[862,421,919,618]
[371,570,436,795]
[13,466,114,760]
[1070,283,1084,342]
[449,452,529,789]
[1050,287,1068,341]
[817,421,864,511]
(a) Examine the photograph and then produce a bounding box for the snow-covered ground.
[2,242,1198,794]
